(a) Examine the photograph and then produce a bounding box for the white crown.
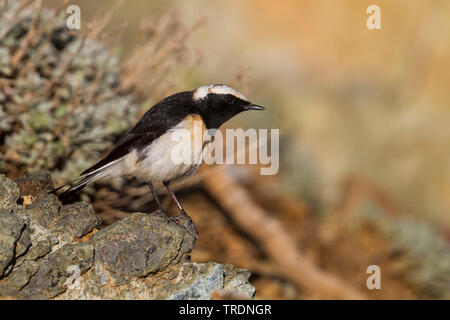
[193,84,247,101]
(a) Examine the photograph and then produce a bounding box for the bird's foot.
[172,209,198,239]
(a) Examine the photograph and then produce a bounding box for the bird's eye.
[225,95,234,104]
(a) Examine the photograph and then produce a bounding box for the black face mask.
[198,93,264,129]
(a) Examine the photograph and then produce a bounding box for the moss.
[23,134,38,146]
[30,112,51,130]
[55,105,69,119]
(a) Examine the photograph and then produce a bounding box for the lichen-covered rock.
[56,261,255,300]
[0,261,39,291]
[14,172,54,198]
[0,175,25,276]
[48,203,102,244]
[25,243,95,298]
[16,194,101,247]
[0,174,20,208]
[223,263,256,297]
[156,262,255,300]
[0,210,22,275]
[21,237,54,261]
[156,262,225,300]
[20,195,62,230]
[91,212,196,277]
[0,174,255,300]
[0,173,100,298]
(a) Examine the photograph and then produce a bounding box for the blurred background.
[1,0,449,299]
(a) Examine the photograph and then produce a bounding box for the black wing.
[80,93,196,176]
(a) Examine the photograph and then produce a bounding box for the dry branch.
[203,168,367,300]
[10,0,41,69]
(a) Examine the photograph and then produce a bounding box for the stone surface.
[25,243,95,298]
[91,212,196,277]
[14,172,54,198]
[0,174,20,209]
[49,202,102,243]
[0,174,255,300]
[158,262,249,300]
[56,261,255,300]
[16,195,101,247]
[223,263,256,297]
[0,207,31,277]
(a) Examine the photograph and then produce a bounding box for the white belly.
[109,115,213,183]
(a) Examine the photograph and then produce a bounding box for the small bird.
[52,84,264,216]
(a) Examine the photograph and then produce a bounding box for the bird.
[51,84,265,217]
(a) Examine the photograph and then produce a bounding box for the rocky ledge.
[0,173,255,299]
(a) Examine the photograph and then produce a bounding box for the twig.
[0,0,34,39]
[10,0,41,69]
[203,169,367,299]
[88,0,125,40]
[45,34,87,95]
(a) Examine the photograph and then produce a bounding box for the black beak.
[244,104,265,111]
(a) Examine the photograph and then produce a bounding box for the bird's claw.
[172,209,198,239]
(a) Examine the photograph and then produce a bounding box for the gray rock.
[161,262,226,300]
[21,195,61,229]
[17,195,100,246]
[90,212,195,277]
[14,172,54,198]
[0,261,39,291]
[223,264,256,298]
[22,238,53,261]
[0,208,31,276]
[48,202,102,243]
[25,243,94,298]
[0,174,20,209]
[56,261,255,300]
[159,263,255,300]
[0,174,255,300]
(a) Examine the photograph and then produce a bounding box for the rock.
[158,262,225,300]
[56,261,255,300]
[0,174,20,209]
[151,263,254,300]
[14,172,54,198]
[25,243,95,298]
[48,202,102,243]
[91,212,195,277]
[16,195,101,246]
[20,195,61,229]
[0,261,39,291]
[158,262,244,300]
[223,263,256,297]
[0,207,31,277]
[21,238,53,261]
[0,174,255,300]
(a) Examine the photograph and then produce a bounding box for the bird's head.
[192,84,264,129]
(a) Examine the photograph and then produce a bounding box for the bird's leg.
[163,181,198,238]
[163,181,187,216]
[147,182,165,213]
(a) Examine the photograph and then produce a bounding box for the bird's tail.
[49,155,122,200]
[49,172,99,200]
